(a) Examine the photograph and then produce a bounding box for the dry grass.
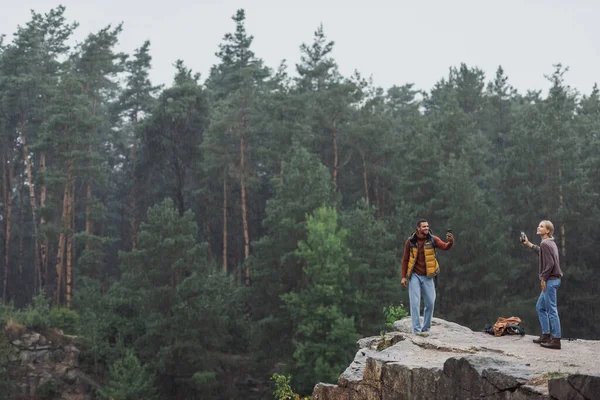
[528,371,569,387]
[5,318,27,341]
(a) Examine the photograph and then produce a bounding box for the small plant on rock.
[271,373,311,400]
[383,303,408,329]
[545,371,569,379]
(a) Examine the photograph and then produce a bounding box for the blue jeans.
[536,279,561,338]
[409,273,436,333]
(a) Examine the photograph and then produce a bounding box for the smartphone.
[520,231,526,242]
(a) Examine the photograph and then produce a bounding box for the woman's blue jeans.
[409,273,436,333]
[536,279,561,338]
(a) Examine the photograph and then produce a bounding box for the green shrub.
[0,333,15,399]
[10,292,80,334]
[383,304,409,328]
[0,302,15,328]
[36,378,59,398]
[19,292,51,331]
[271,373,311,400]
[100,350,157,400]
[49,307,80,335]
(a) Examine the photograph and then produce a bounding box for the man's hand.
[446,232,454,242]
[401,277,408,287]
[541,280,546,292]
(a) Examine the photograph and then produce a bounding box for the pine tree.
[101,350,158,400]
[42,64,94,306]
[116,40,160,250]
[282,206,358,393]
[248,146,333,369]
[342,80,393,210]
[0,6,77,297]
[295,25,360,194]
[205,9,270,281]
[138,61,208,217]
[340,200,403,334]
[109,199,249,398]
[71,24,125,293]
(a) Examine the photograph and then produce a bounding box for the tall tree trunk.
[66,168,74,309]
[332,120,339,191]
[86,180,92,238]
[380,185,385,218]
[18,174,24,277]
[129,127,138,249]
[40,153,48,289]
[2,156,14,303]
[374,175,382,220]
[558,166,566,257]
[86,145,93,246]
[222,171,228,274]
[54,161,71,306]
[205,222,213,259]
[361,151,369,204]
[86,97,98,249]
[240,134,250,286]
[22,135,42,293]
[176,166,185,216]
[99,176,109,238]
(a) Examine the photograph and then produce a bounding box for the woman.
[521,220,563,349]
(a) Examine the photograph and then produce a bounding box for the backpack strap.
[504,323,525,336]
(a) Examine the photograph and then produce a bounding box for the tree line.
[1,6,599,398]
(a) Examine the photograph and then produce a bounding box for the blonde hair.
[540,220,554,237]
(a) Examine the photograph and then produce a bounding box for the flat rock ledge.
[312,318,600,400]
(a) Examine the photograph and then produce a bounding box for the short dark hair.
[416,218,428,228]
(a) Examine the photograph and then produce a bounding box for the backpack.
[485,316,525,336]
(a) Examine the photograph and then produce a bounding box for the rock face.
[7,328,98,400]
[312,318,600,400]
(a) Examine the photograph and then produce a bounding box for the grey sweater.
[532,238,563,281]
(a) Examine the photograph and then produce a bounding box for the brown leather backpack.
[492,316,524,336]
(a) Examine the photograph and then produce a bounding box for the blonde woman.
[521,220,563,349]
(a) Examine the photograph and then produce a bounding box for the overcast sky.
[2,0,599,95]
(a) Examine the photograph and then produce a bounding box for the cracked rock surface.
[312,318,600,400]
[7,329,98,399]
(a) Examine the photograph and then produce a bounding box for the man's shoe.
[540,337,561,349]
[533,333,551,344]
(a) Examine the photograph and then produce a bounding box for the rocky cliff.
[312,318,600,400]
[5,322,98,400]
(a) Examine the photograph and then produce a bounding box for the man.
[401,219,454,334]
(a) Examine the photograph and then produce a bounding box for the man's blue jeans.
[409,273,436,333]
[536,279,561,338]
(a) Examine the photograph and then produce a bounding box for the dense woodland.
[1,6,599,399]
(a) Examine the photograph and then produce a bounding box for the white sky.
[2,0,599,95]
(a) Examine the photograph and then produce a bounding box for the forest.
[1,6,599,399]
